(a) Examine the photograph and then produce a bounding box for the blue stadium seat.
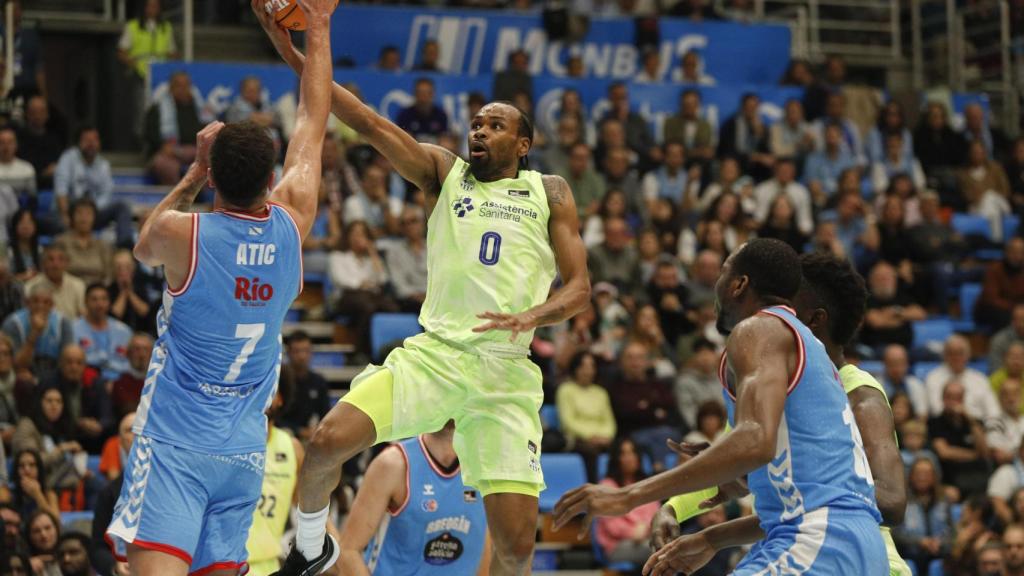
[912,318,954,351]
[596,452,654,480]
[539,404,559,431]
[36,189,54,213]
[913,361,941,381]
[953,283,982,332]
[285,309,302,323]
[1006,215,1021,239]
[969,359,989,375]
[311,350,345,368]
[369,313,422,361]
[858,360,884,377]
[87,455,101,477]
[538,453,587,512]
[951,213,992,239]
[302,271,326,285]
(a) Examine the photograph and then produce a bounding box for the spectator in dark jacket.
[976,237,1024,331]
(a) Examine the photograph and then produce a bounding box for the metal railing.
[756,0,902,63]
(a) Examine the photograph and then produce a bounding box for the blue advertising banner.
[329,5,791,84]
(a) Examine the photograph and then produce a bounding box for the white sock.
[296,506,329,562]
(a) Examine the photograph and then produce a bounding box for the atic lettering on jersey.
[236,243,277,266]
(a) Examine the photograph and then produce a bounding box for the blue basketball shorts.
[105,435,265,575]
[733,508,888,575]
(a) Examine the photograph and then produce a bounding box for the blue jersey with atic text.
[719,305,882,533]
[133,203,303,454]
[365,436,487,575]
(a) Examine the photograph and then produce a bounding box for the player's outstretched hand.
[472,311,537,342]
[649,504,680,550]
[195,121,225,169]
[642,532,716,576]
[251,0,291,47]
[666,438,710,463]
[553,482,630,540]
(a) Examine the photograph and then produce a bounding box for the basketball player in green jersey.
[252,4,591,575]
[644,252,911,576]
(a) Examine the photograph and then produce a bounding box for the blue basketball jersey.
[134,203,303,454]
[719,305,881,533]
[365,436,488,575]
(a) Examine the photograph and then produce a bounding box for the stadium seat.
[285,308,302,323]
[1006,215,1021,239]
[913,361,941,381]
[539,404,559,431]
[538,453,587,512]
[369,313,422,361]
[311,350,345,368]
[951,213,992,239]
[87,455,101,477]
[912,318,954,351]
[37,189,54,213]
[953,283,982,332]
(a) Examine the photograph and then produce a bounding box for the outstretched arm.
[472,175,591,339]
[553,315,793,533]
[265,0,335,239]
[252,0,454,197]
[643,515,763,576]
[849,386,906,526]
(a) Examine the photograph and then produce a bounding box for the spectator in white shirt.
[385,207,428,313]
[871,131,927,196]
[810,92,865,165]
[925,334,999,421]
[672,50,715,86]
[880,343,930,418]
[988,435,1024,525]
[752,159,813,235]
[987,378,1024,466]
[0,127,36,205]
[343,164,403,239]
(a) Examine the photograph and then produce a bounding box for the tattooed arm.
[472,174,592,339]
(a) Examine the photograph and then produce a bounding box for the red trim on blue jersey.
[103,533,126,563]
[166,213,199,297]
[418,435,460,479]
[757,309,806,394]
[190,561,249,576]
[388,444,411,517]
[113,537,194,565]
[215,204,272,221]
[718,350,736,401]
[268,201,305,296]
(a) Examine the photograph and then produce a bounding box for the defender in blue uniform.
[105,3,337,573]
[341,422,489,575]
[554,238,887,574]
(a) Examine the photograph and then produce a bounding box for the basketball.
[265,0,338,31]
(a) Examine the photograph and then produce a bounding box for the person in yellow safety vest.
[116,0,178,80]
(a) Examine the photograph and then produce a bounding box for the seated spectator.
[143,71,213,185]
[991,303,1024,371]
[109,333,151,420]
[674,337,723,431]
[543,115,581,181]
[952,499,1002,575]
[0,334,17,444]
[54,200,114,286]
[556,351,615,481]
[876,195,936,307]
[891,392,915,436]
[2,283,74,379]
[582,189,632,249]
[976,237,1024,331]
[8,450,59,520]
[97,412,133,482]
[673,50,715,85]
[718,93,773,181]
[860,261,927,353]
[881,343,929,417]
[629,305,676,379]
[1004,137,1024,215]
[0,127,36,205]
[278,331,331,440]
[39,345,111,454]
[685,250,722,309]
[803,122,858,206]
[11,387,85,509]
[493,49,532,102]
[606,341,682,468]
[752,159,813,235]
[603,83,658,169]
[662,90,715,166]
[824,186,878,268]
[896,457,954,576]
[646,258,693,346]
[992,343,1024,395]
[53,126,133,247]
[25,509,61,576]
[225,76,280,139]
[395,78,448,144]
[601,147,645,219]
[592,282,630,363]
[15,95,63,189]
[757,193,808,253]
[682,400,727,445]
[594,437,661,564]
[0,259,23,331]
[900,420,940,473]
[960,140,1013,237]
[385,207,427,313]
[991,426,1024,525]
[915,102,967,197]
[871,131,927,196]
[928,380,992,497]
[636,229,664,285]
[874,174,923,228]
[588,217,643,304]
[986,378,1024,465]
[926,335,998,420]
[73,284,130,383]
[343,164,401,239]
[963,102,1009,161]
[1005,524,1024,576]
[560,142,606,222]
[867,101,914,165]
[810,92,866,164]
[412,39,443,72]
[8,208,40,282]
[801,55,845,120]
[24,245,85,319]
[107,250,157,335]
[681,192,748,266]
[694,156,755,216]
[769,98,814,167]
[641,142,692,210]
[56,531,94,576]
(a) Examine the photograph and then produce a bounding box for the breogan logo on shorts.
[235,277,274,307]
